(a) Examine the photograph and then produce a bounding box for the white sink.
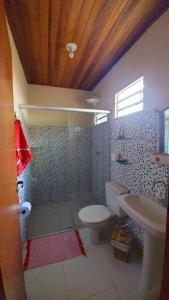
[119,193,167,297]
[119,194,167,239]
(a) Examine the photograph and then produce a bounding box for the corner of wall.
[7,22,30,118]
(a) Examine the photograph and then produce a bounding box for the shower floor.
[27,194,97,239]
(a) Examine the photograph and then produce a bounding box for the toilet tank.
[105,181,128,217]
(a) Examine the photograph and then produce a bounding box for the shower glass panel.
[20,108,110,239]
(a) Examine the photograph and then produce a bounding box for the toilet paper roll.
[20,201,32,218]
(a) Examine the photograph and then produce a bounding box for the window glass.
[115,77,144,118]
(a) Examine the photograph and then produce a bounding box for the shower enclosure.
[19,105,111,239]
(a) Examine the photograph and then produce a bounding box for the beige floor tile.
[108,260,141,286]
[83,288,121,300]
[25,262,68,300]
[120,288,160,300]
[120,295,143,300]
[95,243,142,288]
[63,246,114,300]
[116,281,140,299]
[79,240,142,298]
[25,224,142,300]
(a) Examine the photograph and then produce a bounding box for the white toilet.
[78,181,129,244]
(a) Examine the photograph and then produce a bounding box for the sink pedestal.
[119,193,167,297]
[139,231,165,295]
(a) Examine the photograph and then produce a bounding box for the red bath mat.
[24,229,86,270]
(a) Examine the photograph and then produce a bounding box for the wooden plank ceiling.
[5,0,169,90]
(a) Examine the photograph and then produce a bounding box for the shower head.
[86,98,99,106]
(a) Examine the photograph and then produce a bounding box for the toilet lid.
[79,205,111,224]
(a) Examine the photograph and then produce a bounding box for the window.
[94,113,107,125]
[115,76,144,118]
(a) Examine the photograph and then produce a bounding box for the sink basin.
[119,193,167,297]
[119,194,167,239]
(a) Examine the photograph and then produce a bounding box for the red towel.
[15,119,32,176]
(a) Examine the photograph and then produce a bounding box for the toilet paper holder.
[19,201,32,217]
[19,208,26,215]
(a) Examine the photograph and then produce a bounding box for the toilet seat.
[79,205,111,224]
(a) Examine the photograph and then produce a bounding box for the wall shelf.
[114,159,133,165]
[112,137,132,140]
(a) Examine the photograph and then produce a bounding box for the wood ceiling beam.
[78,0,168,90]
[71,0,129,89]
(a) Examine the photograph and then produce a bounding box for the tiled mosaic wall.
[23,121,111,207]
[28,126,92,205]
[111,111,169,244]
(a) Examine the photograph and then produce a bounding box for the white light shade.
[66,43,77,58]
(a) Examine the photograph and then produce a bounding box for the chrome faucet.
[152,180,168,205]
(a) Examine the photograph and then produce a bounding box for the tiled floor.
[27,196,96,239]
[24,228,148,300]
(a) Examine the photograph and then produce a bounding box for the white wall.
[93,9,169,115]
[26,84,93,126]
[7,24,29,117]
[29,84,91,108]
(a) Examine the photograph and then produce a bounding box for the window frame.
[94,113,108,126]
[115,76,144,119]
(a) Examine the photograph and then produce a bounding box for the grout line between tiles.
[80,288,114,300]
[114,286,123,300]
[61,261,70,300]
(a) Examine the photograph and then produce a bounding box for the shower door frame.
[20,104,111,235]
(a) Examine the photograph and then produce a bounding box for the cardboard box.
[111,228,132,262]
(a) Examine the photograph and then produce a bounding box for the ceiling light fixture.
[66,42,77,58]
